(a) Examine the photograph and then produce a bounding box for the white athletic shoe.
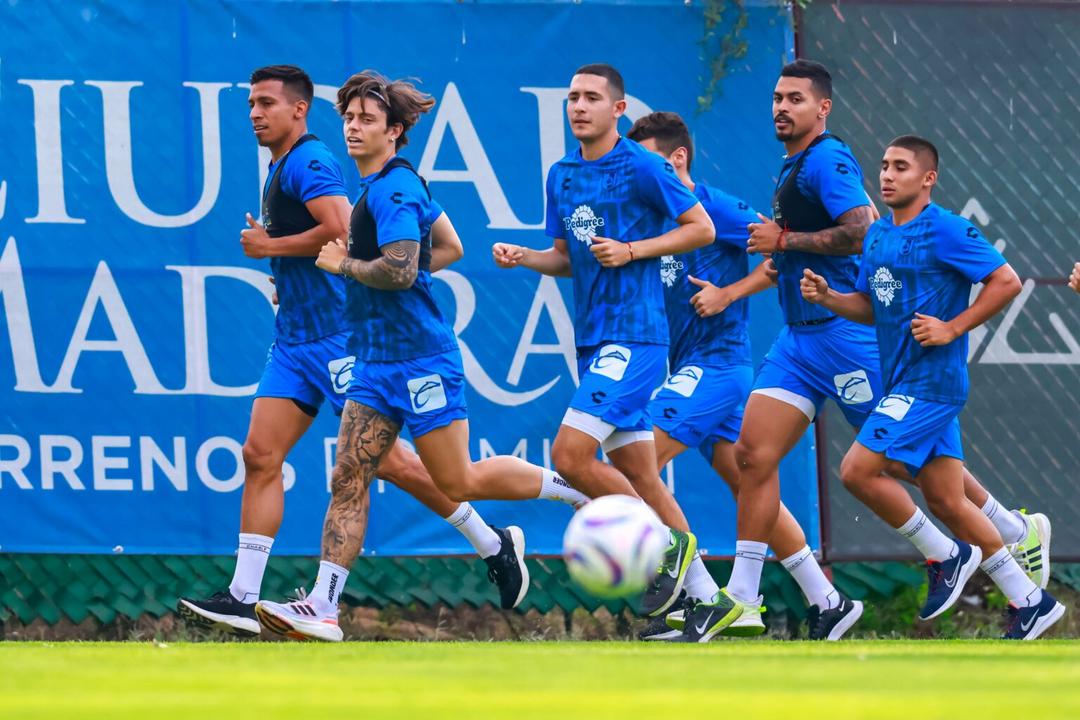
[255,589,343,642]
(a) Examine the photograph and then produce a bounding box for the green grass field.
[2,641,1079,719]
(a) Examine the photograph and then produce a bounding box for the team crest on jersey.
[870,267,903,307]
[660,256,685,287]
[563,205,605,245]
[327,356,357,395]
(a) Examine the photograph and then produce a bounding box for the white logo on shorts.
[327,356,356,395]
[588,344,632,382]
[407,374,448,414]
[833,369,874,405]
[663,366,703,398]
[874,394,915,421]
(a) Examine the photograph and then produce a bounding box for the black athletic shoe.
[639,530,697,617]
[485,525,529,609]
[638,594,688,641]
[806,595,864,641]
[670,589,745,643]
[177,589,260,636]
[1002,591,1066,640]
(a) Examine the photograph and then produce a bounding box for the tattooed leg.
[321,400,401,568]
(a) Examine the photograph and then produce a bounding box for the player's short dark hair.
[249,65,314,104]
[627,112,694,170]
[574,63,625,100]
[888,135,940,170]
[336,70,436,150]
[779,59,832,99]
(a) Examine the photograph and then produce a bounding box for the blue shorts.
[345,349,468,439]
[650,362,753,462]
[255,332,354,416]
[752,317,881,427]
[856,394,965,477]
[563,342,667,451]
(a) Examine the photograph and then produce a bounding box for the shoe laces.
[926,560,945,589]
[1004,604,1022,635]
[289,587,309,602]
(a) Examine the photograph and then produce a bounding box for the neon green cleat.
[639,530,697,617]
[1010,510,1051,589]
[672,588,760,643]
[720,601,766,637]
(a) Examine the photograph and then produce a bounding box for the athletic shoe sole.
[719,611,766,638]
[640,628,683,641]
[920,546,982,621]
[648,532,698,618]
[825,600,864,641]
[1031,513,1052,590]
[176,599,260,637]
[254,602,343,642]
[1021,601,1066,641]
[506,525,530,609]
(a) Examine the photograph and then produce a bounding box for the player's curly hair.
[336,70,436,149]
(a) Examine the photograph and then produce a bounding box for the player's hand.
[240,212,272,258]
[316,238,348,275]
[688,275,735,318]
[269,276,278,306]
[800,268,830,304]
[762,256,779,285]
[1069,261,1080,294]
[589,236,632,268]
[911,312,959,346]
[492,242,526,269]
[747,213,782,255]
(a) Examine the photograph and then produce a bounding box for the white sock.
[780,545,839,610]
[309,560,349,616]
[682,552,720,603]
[728,540,768,602]
[981,495,1026,545]
[444,502,502,558]
[538,468,590,508]
[896,509,957,562]
[228,533,273,604]
[981,546,1042,607]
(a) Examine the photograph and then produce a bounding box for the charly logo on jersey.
[662,365,703,398]
[588,344,632,382]
[563,205,605,245]
[327,356,357,394]
[660,256,685,287]
[833,369,874,406]
[870,267,903,307]
[874,394,915,421]
[407,373,448,414]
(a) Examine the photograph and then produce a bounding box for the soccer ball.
[562,494,668,598]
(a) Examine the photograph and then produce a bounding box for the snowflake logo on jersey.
[563,205,605,244]
[870,266,903,307]
[660,256,685,287]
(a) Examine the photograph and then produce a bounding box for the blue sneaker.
[919,540,982,620]
[1003,591,1066,640]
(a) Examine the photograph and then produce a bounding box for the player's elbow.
[390,269,418,290]
[997,264,1023,300]
[690,217,715,250]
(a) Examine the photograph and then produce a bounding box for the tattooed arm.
[747,205,876,257]
[315,238,420,290]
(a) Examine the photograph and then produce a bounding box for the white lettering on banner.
[51,261,169,394]
[0,434,33,489]
[195,437,245,492]
[40,435,85,490]
[0,237,58,392]
[93,436,133,491]
[507,274,579,385]
[18,79,86,224]
[140,436,187,491]
[86,81,230,228]
[0,180,7,220]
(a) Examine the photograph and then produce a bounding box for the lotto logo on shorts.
[662,366,703,398]
[874,394,915,421]
[588,344,632,382]
[407,374,448,414]
[327,356,356,394]
[833,369,873,405]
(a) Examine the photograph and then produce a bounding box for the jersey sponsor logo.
[563,204,605,244]
[327,355,357,395]
[659,256,684,288]
[874,394,915,421]
[870,266,903,307]
[833,369,874,405]
[407,373,448,414]
[662,365,703,398]
[588,343,632,382]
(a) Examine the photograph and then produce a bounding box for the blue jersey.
[772,135,869,325]
[344,161,457,362]
[545,138,699,348]
[262,138,350,343]
[857,203,1006,405]
[661,182,756,368]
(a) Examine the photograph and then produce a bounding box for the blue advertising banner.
[0,0,815,556]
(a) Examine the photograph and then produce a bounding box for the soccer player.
[683,60,1049,642]
[1069,262,1080,293]
[253,70,588,642]
[800,135,1065,639]
[624,112,862,642]
[492,64,715,619]
[177,65,549,636]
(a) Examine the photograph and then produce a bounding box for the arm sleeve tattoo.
[339,240,420,290]
[782,205,875,256]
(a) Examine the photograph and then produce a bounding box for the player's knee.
[434,472,475,503]
[839,455,869,493]
[551,439,587,482]
[923,489,964,522]
[241,440,283,483]
[732,440,771,485]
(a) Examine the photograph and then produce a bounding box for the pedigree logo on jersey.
[870,267,903,307]
[660,256,685,287]
[563,205,605,244]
